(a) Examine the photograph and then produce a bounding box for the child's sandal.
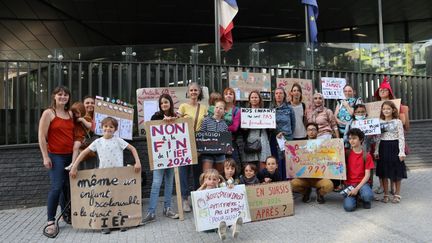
[380,194,390,203]
[392,195,401,203]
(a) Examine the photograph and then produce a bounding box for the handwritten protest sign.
[321,77,347,99]
[145,118,198,170]
[351,118,381,135]
[276,78,314,112]
[94,100,134,140]
[136,86,209,136]
[240,108,276,129]
[191,185,251,232]
[365,99,401,118]
[229,72,271,101]
[70,167,141,229]
[196,131,233,154]
[285,138,346,180]
[246,181,294,221]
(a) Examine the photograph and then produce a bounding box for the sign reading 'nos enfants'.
[240,108,276,129]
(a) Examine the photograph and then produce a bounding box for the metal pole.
[214,0,221,65]
[378,0,384,43]
[304,5,310,46]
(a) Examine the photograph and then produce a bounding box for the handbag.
[244,130,262,154]
[80,124,99,150]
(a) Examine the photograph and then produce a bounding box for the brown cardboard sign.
[365,99,401,118]
[70,167,142,229]
[246,181,294,221]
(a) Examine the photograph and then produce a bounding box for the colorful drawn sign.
[229,72,271,101]
[364,99,401,119]
[276,78,314,112]
[246,181,294,221]
[144,118,198,170]
[240,108,276,129]
[70,167,142,229]
[196,131,233,154]
[94,100,134,140]
[136,86,209,136]
[351,118,381,135]
[321,77,347,99]
[191,185,251,232]
[285,138,346,180]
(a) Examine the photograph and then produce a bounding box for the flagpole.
[214,0,221,65]
[304,5,310,46]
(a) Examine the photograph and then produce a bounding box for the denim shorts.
[200,154,226,163]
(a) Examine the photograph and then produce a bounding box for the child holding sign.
[197,169,243,240]
[69,116,141,234]
[239,163,260,185]
[374,101,407,203]
[142,94,180,225]
[220,158,240,187]
[258,156,281,183]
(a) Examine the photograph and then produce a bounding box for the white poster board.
[321,77,347,99]
[191,185,251,232]
[351,118,381,135]
[94,100,134,140]
[240,108,276,129]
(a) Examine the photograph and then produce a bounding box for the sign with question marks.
[285,138,346,180]
[246,181,294,221]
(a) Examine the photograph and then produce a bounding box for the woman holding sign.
[223,88,241,162]
[142,94,180,224]
[38,86,74,237]
[240,91,271,170]
[334,85,362,137]
[177,82,208,212]
[307,92,339,139]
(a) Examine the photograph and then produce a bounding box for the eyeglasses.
[379,89,389,93]
[307,128,317,132]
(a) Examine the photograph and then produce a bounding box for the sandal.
[380,194,390,203]
[43,222,58,238]
[392,195,401,203]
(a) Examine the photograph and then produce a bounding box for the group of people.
[39,76,409,239]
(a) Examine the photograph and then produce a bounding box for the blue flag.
[302,0,318,43]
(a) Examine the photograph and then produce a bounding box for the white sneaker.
[218,221,227,240]
[232,217,243,238]
[182,199,191,212]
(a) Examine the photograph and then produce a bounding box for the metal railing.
[1,60,431,145]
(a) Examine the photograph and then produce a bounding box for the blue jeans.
[343,184,374,212]
[47,153,72,221]
[147,168,174,214]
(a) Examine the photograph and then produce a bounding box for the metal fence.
[1,60,431,145]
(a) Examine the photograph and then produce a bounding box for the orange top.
[47,115,74,154]
[74,115,93,142]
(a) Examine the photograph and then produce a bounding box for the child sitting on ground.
[197,169,242,240]
[239,163,260,185]
[220,158,240,187]
[69,116,141,234]
[258,156,281,183]
[343,128,375,212]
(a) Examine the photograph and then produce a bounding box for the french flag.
[218,0,238,51]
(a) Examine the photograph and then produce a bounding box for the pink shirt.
[307,107,338,137]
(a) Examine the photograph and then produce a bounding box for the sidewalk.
[1,168,431,243]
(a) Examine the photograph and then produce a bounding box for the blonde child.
[69,102,92,168]
[69,116,141,234]
[239,163,260,185]
[374,101,406,203]
[197,169,242,240]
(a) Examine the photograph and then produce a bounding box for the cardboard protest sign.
[196,131,233,154]
[136,86,209,136]
[229,72,271,101]
[321,77,347,99]
[365,99,401,119]
[285,138,346,180]
[351,118,381,135]
[240,108,276,129]
[191,185,251,232]
[144,118,198,170]
[70,167,141,229]
[276,78,314,112]
[246,181,294,221]
[94,100,134,140]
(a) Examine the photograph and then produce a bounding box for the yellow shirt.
[178,103,208,132]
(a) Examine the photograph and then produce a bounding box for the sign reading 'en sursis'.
[240,108,276,129]
[351,118,381,135]
[195,131,233,154]
[191,185,251,232]
[70,167,142,230]
[144,118,198,170]
[246,181,294,221]
[285,138,346,180]
[321,77,347,99]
